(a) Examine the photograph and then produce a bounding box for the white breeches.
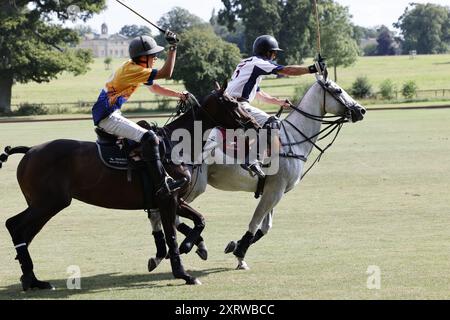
[98,110,147,143]
[241,102,270,127]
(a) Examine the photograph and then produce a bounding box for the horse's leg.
[157,194,200,285]
[147,205,207,272]
[147,209,168,272]
[252,209,274,244]
[5,203,69,291]
[224,208,274,254]
[177,201,206,256]
[232,181,285,270]
[176,221,208,260]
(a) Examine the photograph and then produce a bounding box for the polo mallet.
[115,0,178,41]
[313,0,328,80]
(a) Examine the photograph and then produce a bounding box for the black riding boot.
[240,134,265,178]
[141,131,187,196]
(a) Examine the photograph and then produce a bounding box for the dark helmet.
[252,35,283,56]
[129,35,164,59]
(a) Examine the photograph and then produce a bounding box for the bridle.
[279,78,354,180]
[161,91,254,159]
[165,91,254,130]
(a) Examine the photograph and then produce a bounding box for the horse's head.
[317,76,366,122]
[201,81,260,130]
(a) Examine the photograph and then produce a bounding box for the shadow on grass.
[0,267,233,300]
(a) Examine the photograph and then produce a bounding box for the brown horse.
[1,86,259,290]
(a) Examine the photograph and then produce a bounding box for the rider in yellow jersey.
[92,33,187,196]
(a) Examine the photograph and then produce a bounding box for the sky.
[79,0,450,34]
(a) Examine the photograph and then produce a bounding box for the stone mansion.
[77,23,129,58]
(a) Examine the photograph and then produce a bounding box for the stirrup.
[156,176,187,196]
[241,162,265,179]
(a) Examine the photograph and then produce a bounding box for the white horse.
[149,76,366,270]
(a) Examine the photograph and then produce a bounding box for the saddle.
[94,124,184,211]
[95,128,131,170]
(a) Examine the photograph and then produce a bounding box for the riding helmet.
[129,35,164,59]
[252,35,283,57]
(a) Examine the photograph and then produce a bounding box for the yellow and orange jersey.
[105,60,157,106]
[92,60,157,125]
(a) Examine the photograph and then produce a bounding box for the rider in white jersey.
[225,35,326,178]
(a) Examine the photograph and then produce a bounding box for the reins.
[278,89,349,180]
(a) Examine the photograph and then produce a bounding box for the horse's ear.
[214,81,221,92]
[221,80,228,91]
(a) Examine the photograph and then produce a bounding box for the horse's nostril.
[360,108,366,115]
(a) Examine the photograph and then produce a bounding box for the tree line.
[0,0,449,113]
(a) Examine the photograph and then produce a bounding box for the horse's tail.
[0,146,31,169]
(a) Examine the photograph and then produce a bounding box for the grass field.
[9,54,450,112]
[0,108,450,299]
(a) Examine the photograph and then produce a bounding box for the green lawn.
[1,108,450,299]
[9,54,450,113]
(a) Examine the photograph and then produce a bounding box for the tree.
[394,3,450,54]
[376,25,396,55]
[73,24,95,36]
[155,7,206,51]
[353,25,378,44]
[172,26,242,98]
[119,25,151,38]
[0,0,105,114]
[157,7,205,35]
[316,0,360,81]
[278,0,314,64]
[210,10,246,53]
[104,57,112,70]
[218,0,282,56]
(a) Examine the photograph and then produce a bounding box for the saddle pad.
[96,143,129,170]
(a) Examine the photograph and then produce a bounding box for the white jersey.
[226,56,284,103]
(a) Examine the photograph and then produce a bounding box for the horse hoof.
[196,248,208,261]
[186,277,202,285]
[21,275,55,291]
[236,259,250,270]
[224,240,237,254]
[148,257,161,272]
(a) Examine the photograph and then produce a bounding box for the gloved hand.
[308,57,327,75]
[178,91,190,101]
[165,30,179,45]
[281,99,293,109]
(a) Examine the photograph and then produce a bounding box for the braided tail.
[0,146,31,169]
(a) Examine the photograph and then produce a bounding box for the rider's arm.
[277,59,326,76]
[277,65,310,76]
[154,45,177,80]
[256,90,284,105]
[148,83,185,99]
[256,90,290,108]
